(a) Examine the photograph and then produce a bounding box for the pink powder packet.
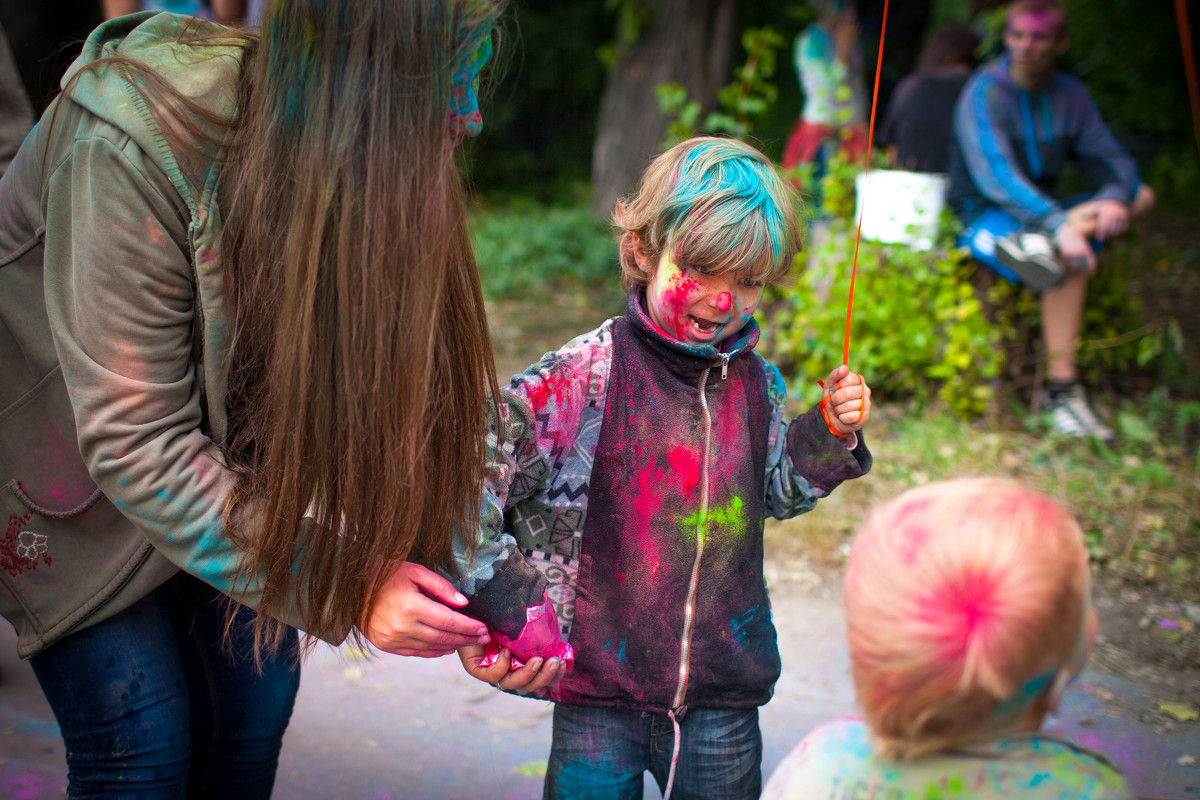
[478,591,574,672]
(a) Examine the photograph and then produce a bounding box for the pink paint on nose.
[713,292,732,313]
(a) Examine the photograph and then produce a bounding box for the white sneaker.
[1044,385,1114,441]
[996,231,1065,292]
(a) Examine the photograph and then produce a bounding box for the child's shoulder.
[762,718,871,798]
[766,722,1134,800]
[749,351,788,409]
[979,733,1132,796]
[503,318,617,411]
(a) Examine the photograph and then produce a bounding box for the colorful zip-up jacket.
[456,290,872,714]
[948,56,1138,233]
[0,13,329,656]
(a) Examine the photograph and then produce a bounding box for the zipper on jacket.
[719,352,731,380]
[671,364,715,716]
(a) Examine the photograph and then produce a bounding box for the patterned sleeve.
[455,322,613,639]
[759,356,871,520]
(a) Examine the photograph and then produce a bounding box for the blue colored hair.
[613,136,803,291]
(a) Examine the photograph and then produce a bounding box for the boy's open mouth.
[689,315,721,333]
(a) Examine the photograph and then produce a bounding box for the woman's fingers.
[403,562,469,607]
[363,562,489,656]
[391,618,490,657]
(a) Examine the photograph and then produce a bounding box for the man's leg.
[1041,269,1087,383]
[961,205,1113,439]
[960,207,1064,291]
[1040,269,1115,439]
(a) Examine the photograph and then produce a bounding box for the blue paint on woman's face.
[448,29,493,141]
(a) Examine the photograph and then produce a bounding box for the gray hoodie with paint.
[0,12,323,657]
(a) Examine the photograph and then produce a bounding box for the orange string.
[843,0,889,368]
[1175,0,1200,163]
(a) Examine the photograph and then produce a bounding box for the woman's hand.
[458,644,566,693]
[822,364,872,434]
[361,562,490,657]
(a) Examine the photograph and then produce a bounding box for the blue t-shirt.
[763,718,1133,800]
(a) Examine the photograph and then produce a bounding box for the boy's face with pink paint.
[1004,11,1066,86]
[644,251,763,347]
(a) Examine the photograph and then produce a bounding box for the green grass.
[767,400,1200,600]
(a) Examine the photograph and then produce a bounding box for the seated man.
[947,0,1154,440]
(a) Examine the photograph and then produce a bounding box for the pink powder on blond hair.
[844,478,1090,758]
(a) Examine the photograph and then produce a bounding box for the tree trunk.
[590,0,739,217]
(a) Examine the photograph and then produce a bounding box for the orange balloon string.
[843,0,889,368]
[1175,0,1200,163]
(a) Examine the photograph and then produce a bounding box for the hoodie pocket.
[0,366,154,649]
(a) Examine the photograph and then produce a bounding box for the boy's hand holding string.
[820,364,873,438]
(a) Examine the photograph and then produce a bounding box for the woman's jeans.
[28,571,300,799]
[544,704,762,800]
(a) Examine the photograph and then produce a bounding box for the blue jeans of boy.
[28,571,300,800]
[544,704,762,800]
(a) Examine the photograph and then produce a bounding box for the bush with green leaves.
[469,202,621,302]
[762,220,1010,419]
[762,149,1181,419]
[657,27,785,147]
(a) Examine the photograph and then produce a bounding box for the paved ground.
[0,583,1196,799]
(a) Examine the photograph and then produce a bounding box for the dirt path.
[2,576,1195,799]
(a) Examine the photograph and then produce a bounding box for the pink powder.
[524,366,574,410]
[892,498,934,565]
[919,571,1001,659]
[667,446,701,496]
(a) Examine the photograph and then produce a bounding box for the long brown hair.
[220,0,504,650]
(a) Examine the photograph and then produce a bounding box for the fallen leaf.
[1158,701,1199,722]
[1083,686,1116,703]
[512,760,548,777]
[342,645,373,661]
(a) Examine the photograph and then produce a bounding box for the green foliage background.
[468,0,1200,197]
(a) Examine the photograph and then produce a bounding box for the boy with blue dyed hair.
[455,136,874,799]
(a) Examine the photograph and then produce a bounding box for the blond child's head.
[845,478,1095,760]
[613,136,802,293]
